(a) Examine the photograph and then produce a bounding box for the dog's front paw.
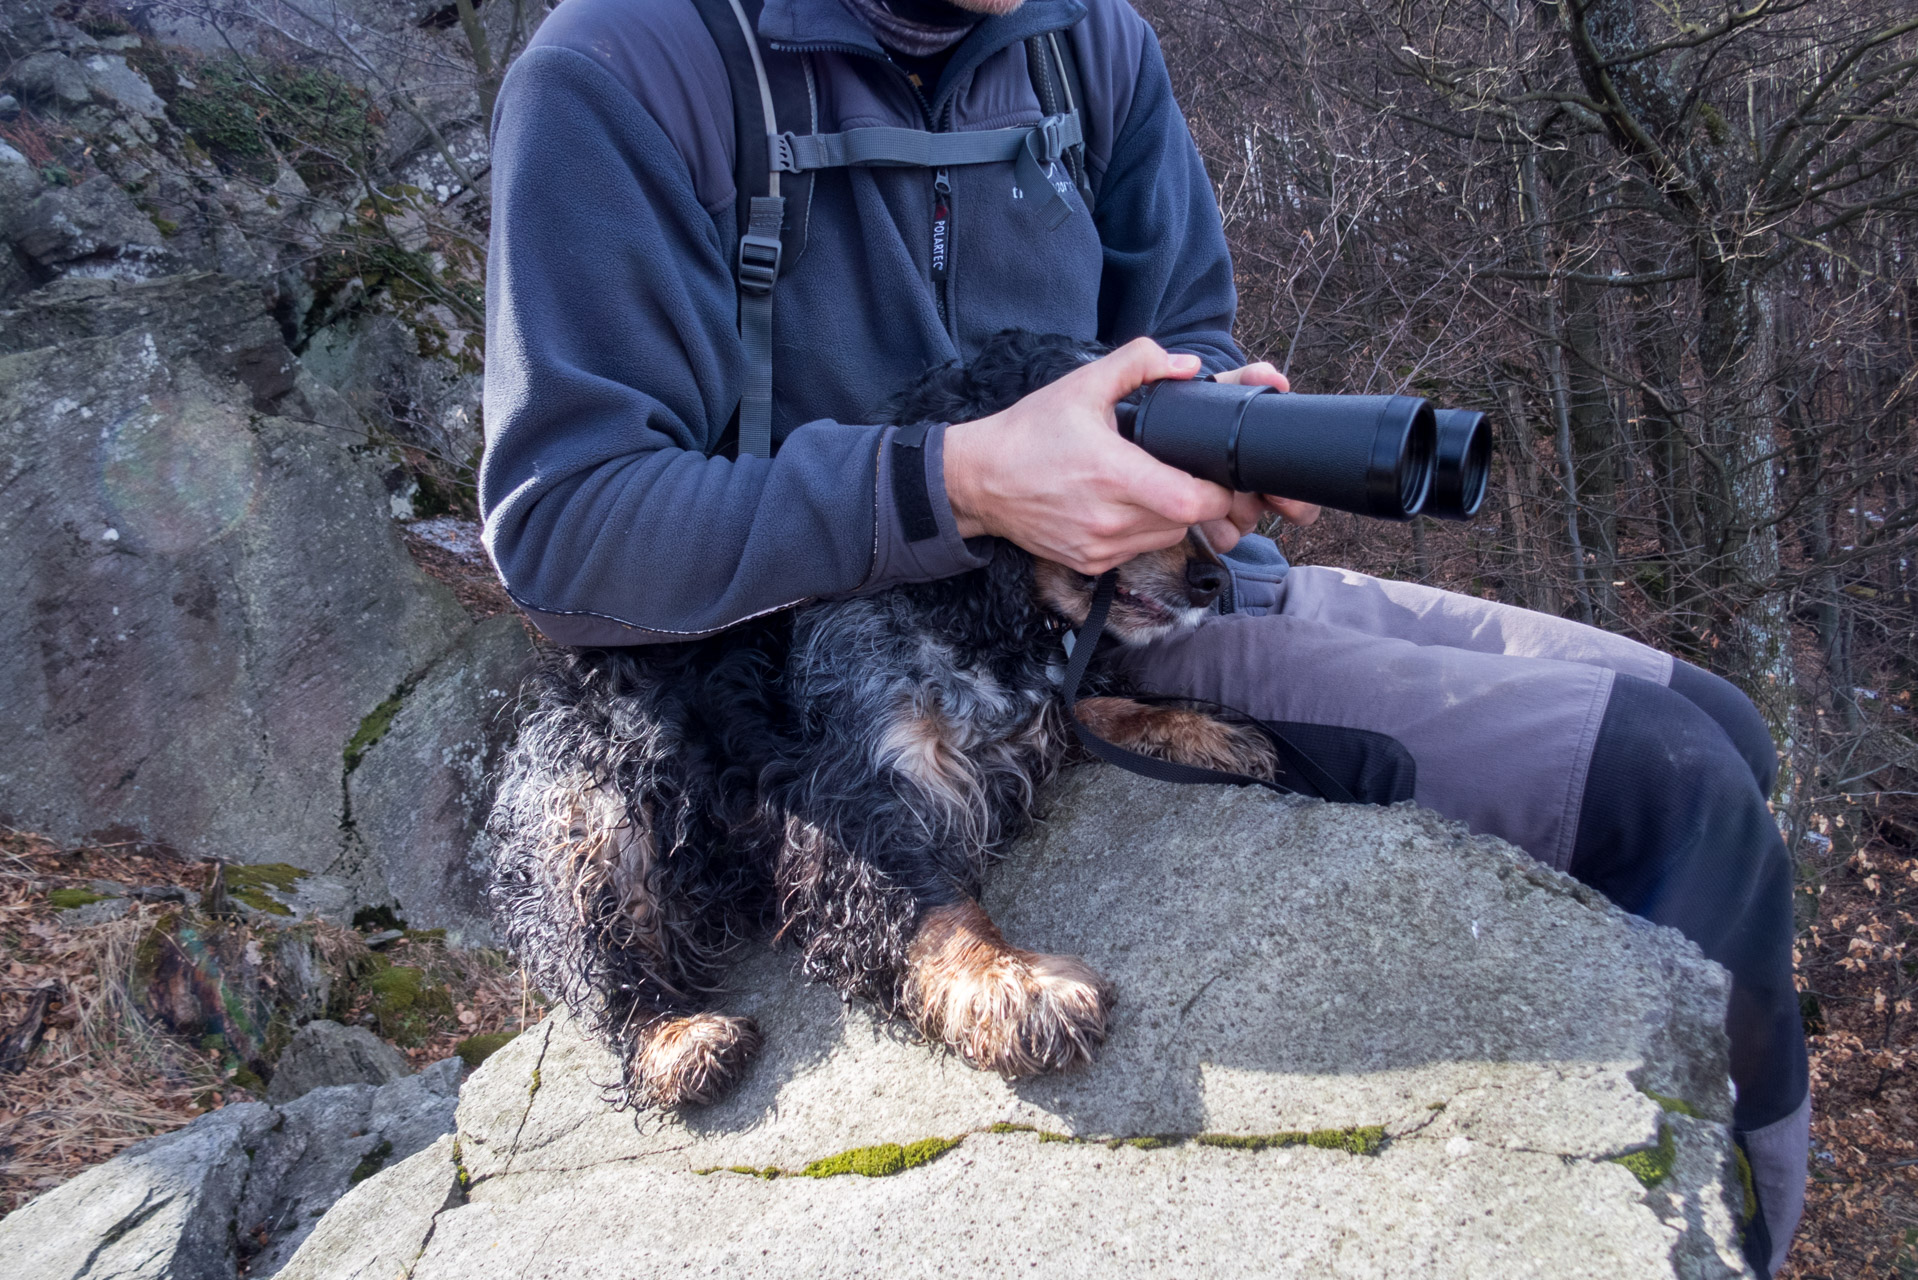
[1075,697,1278,780]
[633,1012,762,1108]
[906,902,1113,1078]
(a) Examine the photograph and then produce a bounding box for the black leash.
[1061,571,1358,804]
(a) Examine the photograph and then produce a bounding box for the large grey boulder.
[236,1060,464,1275]
[0,274,532,936]
[0,1102,277,1280]
[345,613,532,944]
[0,1060,462,1280]
[274,1135,465,1280]
[14,174,168,277]
[266,1019,415,1103]
[291,769,1753,1279]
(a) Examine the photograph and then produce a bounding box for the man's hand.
[944,339,1240,574]
[1214,361,1322,529]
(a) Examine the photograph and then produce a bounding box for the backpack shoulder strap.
[1025,25,1093,210]
[686,0,812,459]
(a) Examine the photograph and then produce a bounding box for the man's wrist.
[943,418,992,540]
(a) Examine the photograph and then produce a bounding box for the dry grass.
[0,827,541,1216]
[0,829,227,1214]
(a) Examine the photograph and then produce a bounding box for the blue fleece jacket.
[481,0,1258,644]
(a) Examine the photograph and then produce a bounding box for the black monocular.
[1114,380,1492,521]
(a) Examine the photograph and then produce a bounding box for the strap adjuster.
[1035,114,1071,164]
[769,133,799,173]
[737,233,782,295]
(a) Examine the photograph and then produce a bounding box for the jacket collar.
[761,0,1088,109]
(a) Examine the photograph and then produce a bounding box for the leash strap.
[1061,571,1359,804]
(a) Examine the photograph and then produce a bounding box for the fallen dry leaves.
[0,827,540,1216]
[1780,796,1918,1279]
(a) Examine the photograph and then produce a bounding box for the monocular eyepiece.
[1428,409,1492,520]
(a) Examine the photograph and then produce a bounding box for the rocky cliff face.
[284,769,1755,1279]
[0,0,532,941]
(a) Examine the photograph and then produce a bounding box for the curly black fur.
[489,331,1253,1107]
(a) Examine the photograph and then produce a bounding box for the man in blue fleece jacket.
[481,0,1806,1270]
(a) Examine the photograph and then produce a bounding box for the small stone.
[363,928,406,949]
[266,1020,413,1104]
[58,897,130,927]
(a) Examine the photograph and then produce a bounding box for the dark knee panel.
[1669,660,1778,798]
[1573,673,1806,1130]
[1572,673,1769,919]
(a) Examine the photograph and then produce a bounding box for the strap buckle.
[737,233,782,295]
[1034,113,1073,165]
[769,132,799,173]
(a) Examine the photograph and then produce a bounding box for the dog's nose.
[1184,558,1225,607]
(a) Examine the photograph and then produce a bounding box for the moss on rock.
[1640,1089,1703,1119]
[1610,1122,1677,1187]
[365,962,454,1046]
[1195,1125,1387,1157]
[456,1032,514,1069]
[224,864,307,916]
[344,686,408,773]
[348,1138,394,1186]
[800,1137,962,1179]
[49,888,110,910]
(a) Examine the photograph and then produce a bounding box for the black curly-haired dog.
[489,331,1278,1109]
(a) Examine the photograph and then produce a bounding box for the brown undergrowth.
[0,827,539,1216]
[1781,788,1918,1279]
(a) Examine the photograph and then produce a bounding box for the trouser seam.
[1551,667,1615,872]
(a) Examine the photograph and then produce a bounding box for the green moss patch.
[1196,1126,1387,1157]
[693,1165,784,1179]
[49,888,111,910]
[1107,1135,1182,1151]
[366,962,454,1046]
[1732,1145,1756,1221]
[344,686,409,773]
[1610,1122,1677,1188]
[349,1138,394,1186]
[457,1032,514,1069]
[224,864,307,916]
[801,1137,962,1178]
[1640,1089,1703,1119]
[168,55,376,184]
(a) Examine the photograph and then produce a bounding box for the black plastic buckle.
[738,233,782,295]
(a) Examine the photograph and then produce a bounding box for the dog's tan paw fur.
[634,1013,761,1107]
[905,901,1112,1078]
[1075,697,1278,779]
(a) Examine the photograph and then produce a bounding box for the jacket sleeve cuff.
[859,422,993,591]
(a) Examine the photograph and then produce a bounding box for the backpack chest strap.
[774,115,1082,230]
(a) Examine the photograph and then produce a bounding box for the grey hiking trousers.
[1118,564,1809,1276]
[1119,564,1669,872]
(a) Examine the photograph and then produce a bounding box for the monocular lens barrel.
[1119,381,1443,521]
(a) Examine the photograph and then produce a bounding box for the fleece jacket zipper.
[771,39,960,345]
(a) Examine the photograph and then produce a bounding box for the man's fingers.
[1215,361,1290,391]
[1071,336,1200,407]
[1111,458,1234,528]
[1263,497,1322,526]
[1073,527,1195,575]
[1197,517,1243,554]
